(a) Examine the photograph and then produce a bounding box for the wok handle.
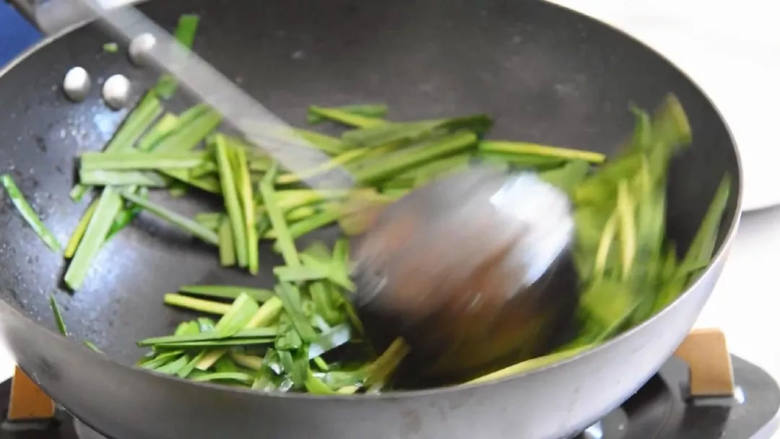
[6,0,141,34]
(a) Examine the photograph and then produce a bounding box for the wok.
[0,0,741,438]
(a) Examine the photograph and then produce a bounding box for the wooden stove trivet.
[6,367,55,421]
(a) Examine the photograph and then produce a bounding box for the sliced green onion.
[161,169,220,194]
[49,295,68,336]
[164,293,232,315]
[293,129,347,155]
[307,104,387,125]
[64,187,123,289]
[479,140,606,164]
[213,293,260,338]
[234,147,259,274]
[260,166,300,267]
[81,151,209,170]
[102,42,119,53]
[179,285,273,302]
[308,106,385,128]
[354,131,477,184]
[137,113,179,152]
[215,135,248,266]
[63,202,97,259]
[154,108,221,153]
[2,174,61,252]
[230,352,264,371]
[275,283,317,342]
[246,296,283,329]
[79,169,169,187]
[120,191,218,245]
[83,340,103,353]
[192,372,254,384]
[468,345,593,384]
[218,218,236,266]
[139,327,277,347]
[71,91,162,199]
[154,14,200,98]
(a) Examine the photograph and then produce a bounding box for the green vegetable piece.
[137,113,179,152]
[354,131,478,184]
[275,283,317,342]
[230,352,264,371]
[468,344,593,384]
[196,349,227,371]
[81,151,209,171]
[364,338,410,390]
[64,187,123,289]
[479,140,606,164]
[157,337,273,348]
[192,372,254,385]
[177,351,207,378]
[83,340,103,353]
[2,174,62,252]
[653,175,731,312]
[246,296,284,328]
[234,147,259,274]
[139,327,277,347]
[79,169,169,187]
[156,354,191,375]
[538,160,590,195]
[305,370,337,394]
[153,14,200,98]
[106,200,143,240]
[293,129,347,155]
[342,114,491,148]
[179,285,273,302]
[616,180,636,279]
[275,147,372,185]
[214,293,260,338]
[153,75,178,100]
[215,135,248,266]
[279,348,309,389]
[154,108,221,153]
[307,104,388,125]
[140,350,184,369]
[273,265,328,283]
[174,14,200,48]
[102,42,119,53]
[286,209,340,241]
[161,169,221,194]
[164,293,232,315]
[260,165,300,267]
[218,218,236,266]
[64,200,98,258]
[49,295,68,336]
[71,91,162,199]
[308,106,385,128]
[120,191,218,245]
[307,324,351,359]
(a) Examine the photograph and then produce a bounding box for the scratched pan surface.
[0,0,740,438]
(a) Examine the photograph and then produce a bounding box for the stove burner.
[0,355,777,438]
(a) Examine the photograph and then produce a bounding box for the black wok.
[0,0,741,438]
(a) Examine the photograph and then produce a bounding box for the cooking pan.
[0,0,741,438]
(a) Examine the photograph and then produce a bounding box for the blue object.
[0,2,42,67]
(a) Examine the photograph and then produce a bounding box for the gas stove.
[0,354,777,439]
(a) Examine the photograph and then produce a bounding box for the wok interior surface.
[0,0,739,438]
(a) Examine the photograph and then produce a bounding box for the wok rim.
[0,0,743,402]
